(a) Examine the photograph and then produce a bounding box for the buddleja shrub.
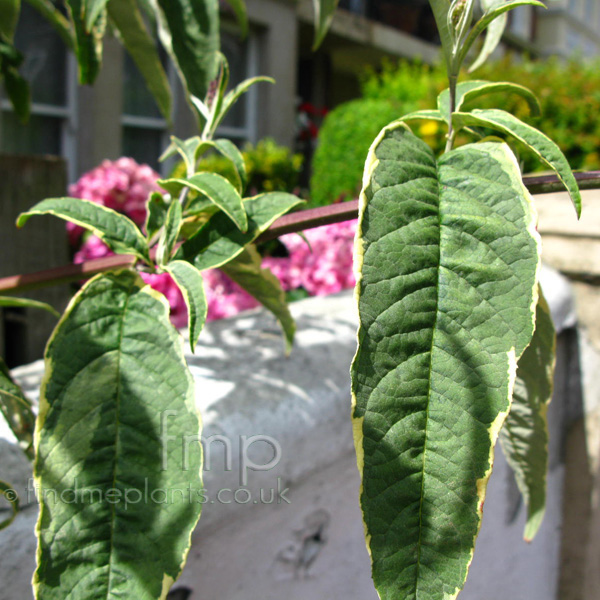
[350,0,577,598]
[0,0,583,599]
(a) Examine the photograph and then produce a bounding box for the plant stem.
[1,171,599,296]
[445,75,458,153]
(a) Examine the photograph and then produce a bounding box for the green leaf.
[0,356,35,459]
[428,0,454,72]
[176,192,303,271]
[0,479,19,530]
[351,124,540,599]
[400,110,446,123]
[0,295,59,317]
[161,136,208,176]
[17,197,150,262]
[33,270,202,599]
[84,0,109,31]
[24,0,75,50]
[156,197,182,266]
[155,0,220,101]
[458,0,545,67]
[453,109,582,217]
[222,0,248,36]
[1,49,30,122]
[468,0,507,72]
[0,0,20,41]
[145,192,170,242]
[437,80,541,122]
[66,0,107,84]
[221,245,295,354]
[210,76,274,137]
[165,260,207,352]
[500,287,555,542]
[107,0,172,122]
[160,173,248,233]
[213,138,247,194]
[449,0,475,49]
[312,0,339,49]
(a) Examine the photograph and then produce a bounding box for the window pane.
[220,31,248,130]
[122,52,163,118]
[0,111,62,155]
[122,126,163,170]
[13,4,67,107]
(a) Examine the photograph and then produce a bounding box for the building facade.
[1,0,598,182]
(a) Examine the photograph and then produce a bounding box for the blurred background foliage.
[310,56,600,206]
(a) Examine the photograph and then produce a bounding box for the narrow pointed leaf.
[107,0,172,122]
[0,295,59,317]
[453,109,582,217]
[312,0,339,49]
[0,356,35,459]
[500,287,555,542]
[18,197,150,262]
[221,245,295,354]
[145,192,170,242]
[160,136,209,174]
[437,80,540,123]
[24,0,75,49]
[214,138,247,194]
[66,0,106,84]
[156,198,182,266]
[211,76,274,136]
[429,0,454,71]
[155,0,220,100]
[165,260,207,351]
[176,192,303,271]
[469,0,507,72]
[351,124,540,599]
[459,0,545,65]
[33,270,202,599]
[160,173,247,233]
[0,0,20,41]
[0,53,30,122]
[222,0,248,37]
[0,479,19,530]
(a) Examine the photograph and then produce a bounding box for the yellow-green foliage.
[171,138,303,195]
[310,57,600,206]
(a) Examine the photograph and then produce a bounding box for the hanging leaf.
[24,0,75,49]
[176,192,303,271]
[65,0,107,84]
[18,197,150,262]
[107,0,172,122]
[0,296,59,317]
[0,0,20,41]
[221,0,248,37]
[33,270,202,599]
[453,109,582,216]
[312,0,339,49]
[165,260,207,352]
[221,245,295,354]
[351,123,540,599]
[469,0,508,72]
[501,287,555,542]
[437,80,541,123]
[0,356,35,459]
[155,0,220,101]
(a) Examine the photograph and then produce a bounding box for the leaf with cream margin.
[351,123,540,599]
[221,245,295,354]
[501,287,555,542]
[33,270,202,599]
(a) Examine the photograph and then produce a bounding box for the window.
[0,4,77,180]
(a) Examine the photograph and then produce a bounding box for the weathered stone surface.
[0,275,581,599]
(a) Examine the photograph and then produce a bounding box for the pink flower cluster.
[70,158,357,329]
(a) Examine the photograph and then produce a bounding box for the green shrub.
[172,138,303,194]
[310,57,600,206]
[310,99,400,206]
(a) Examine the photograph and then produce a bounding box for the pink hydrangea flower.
[69,158,358,328]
